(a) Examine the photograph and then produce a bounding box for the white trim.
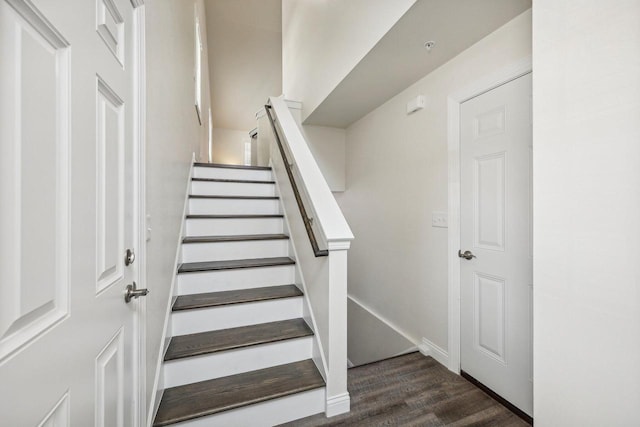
[447,56,532,374]
[255,99,301,121]
[325,392,350,418]
[327,240,351,251]
[147,154,195,427]
[284,99,302,110]
[132,4,146,427]
[347,295,418,349]
[418,337,449,368]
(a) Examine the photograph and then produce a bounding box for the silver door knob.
[125,248,135,266]
[458,250,476,260]
[124,282,148,303]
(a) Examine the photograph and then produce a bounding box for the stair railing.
[260,96,353,417]
[264,103,328,257]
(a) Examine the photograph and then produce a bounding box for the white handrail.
[268,96,354,245]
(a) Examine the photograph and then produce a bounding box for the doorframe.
[446,56,532,374]
[131,1,147,426]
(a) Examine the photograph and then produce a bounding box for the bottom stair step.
[154,360,325,426]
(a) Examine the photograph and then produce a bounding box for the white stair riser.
[189,198,280,215]
[186,217,283,236]
[163,337,313,388]
[191,181,276,197]
[181,239,289,263]
[171,297,303,335]
[171,388,325,427]
[177,265,295,295]
[193,167,272,181]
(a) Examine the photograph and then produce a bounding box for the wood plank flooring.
[172,284,302,311]
[178,256,295,273]
[164,318,313,361]
[279,353,529,427]
[193,162,271,170]
[154,359,324,426]
[183,234,289,243]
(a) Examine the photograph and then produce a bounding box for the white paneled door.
[460,73,532,416]
[0,0,143,425]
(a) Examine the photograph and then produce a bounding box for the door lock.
[458,250,476,260]
[124,282,149,303]
[125,249,135,266]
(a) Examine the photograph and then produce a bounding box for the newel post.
[325,240,351,416]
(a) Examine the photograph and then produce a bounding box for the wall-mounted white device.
[407,95,426,114]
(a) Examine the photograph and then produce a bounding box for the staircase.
[153,163,326,427]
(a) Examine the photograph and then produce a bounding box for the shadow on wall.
[348,297,416,366]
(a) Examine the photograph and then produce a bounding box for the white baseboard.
[347,358,354,368]
[418,337,450,368]
[325,392,350,417]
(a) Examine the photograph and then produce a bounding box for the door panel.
[0,0,141,425]
[460,73,533,416]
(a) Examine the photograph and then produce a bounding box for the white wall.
[205,0,281,131]
[211,127,249,165]
[347,297,415,366]
[533,1,640,425]
[144,0,211,415]
[335,11,531,359]
[282,0,415,122]
[277,104,346,192]
[302,125,346,192]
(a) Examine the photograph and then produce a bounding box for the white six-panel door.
[0,0,140,425]
[460,73,533,416]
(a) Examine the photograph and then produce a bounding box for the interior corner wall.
[144,0,211,413]
[281,0,416,122]
[301,125,346,192]
[211,127,250,165]
[335,10,532,360]
[532,1,640,425]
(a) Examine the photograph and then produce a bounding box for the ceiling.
[304,0,532,128]
[205,0,282,131]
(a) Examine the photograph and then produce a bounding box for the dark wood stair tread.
[172,285,302,311]
[194,162,271,170]
[189,194,279,200]
[183,234,288,244]
[164,318,312,361]
[153,359,324,426]
[178,257,295,273]
[186,214,283,219]
[192,177,275,184]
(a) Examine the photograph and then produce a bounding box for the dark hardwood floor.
[279,352,528,427]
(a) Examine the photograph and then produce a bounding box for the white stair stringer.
[177,264,296,295]
[181,239,289,263]
[193,166,272,181]
[171,297,303,335]
[170,388,326,427]
[188,197,280,215]
[185,216,284,236]
[163,336,313,388]
[191,180,276,197]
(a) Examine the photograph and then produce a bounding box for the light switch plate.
[432,211,448,228]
